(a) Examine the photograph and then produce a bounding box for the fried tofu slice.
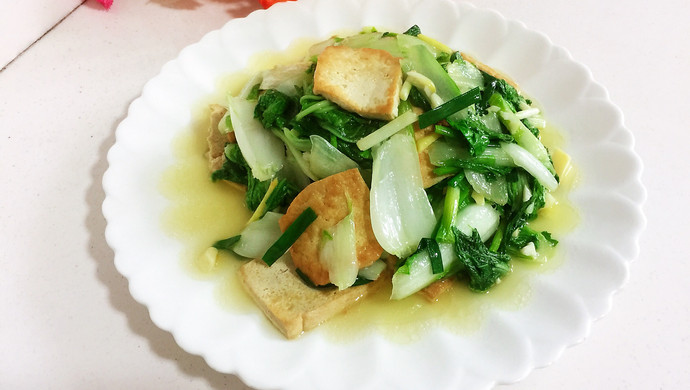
[313,45,402,120]
[205,104,236,172]
[279,168,383,286]
[239,256,388,339]
[419,277,455,302]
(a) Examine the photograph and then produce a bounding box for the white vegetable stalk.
[399,79,412,101]
[358,259,387,281]
[233,212,284,259]
[465,170,509,206]
[356,110,418,151]
[390,243,456,300]
[308,135,359,179]
[228,96,285,181]
[454,204,501,241]
[501,142,559,191]
[237,72,263,99]
[445,60,484,94]
[405,71,437,93]
[319,211,359,290]
[370,133,436,258]
[515,107,540,120]
[259,62,310,97]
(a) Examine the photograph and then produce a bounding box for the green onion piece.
[212,235,241,251]
[418,238,443,274]
[418,87,481,128]
[262,207,317,266]
[433,166,461,176]
[434,124,455,138]
[426,239,444,274]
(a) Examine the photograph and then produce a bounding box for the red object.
[97,0,113,10]
[259,0,297,9]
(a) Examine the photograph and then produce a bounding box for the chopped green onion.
[212,235,241,251]
[434,124,455,138]
[416,238,444,274]
[262,207,317,266]
[424,238,444,274]
[418,87,481,128]
[433,165,461,176]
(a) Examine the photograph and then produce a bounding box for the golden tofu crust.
[279,168,383,286]
[313,45,402,120]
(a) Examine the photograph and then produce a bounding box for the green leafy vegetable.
[507,226,558,257]
[211,143,296,212]
[212,235,241,251]
[500,177,550,253]
[479,74,526,113]
[407,86,432,111]
[403,25,421,37]
[263,178,298,212]
[254,89,298,129]
[309,102,385,143]
[211,143,248,184]
[453,228,511,292]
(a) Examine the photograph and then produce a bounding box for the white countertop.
[1,0,687,389]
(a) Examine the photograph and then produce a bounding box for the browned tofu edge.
[239,256,389,339]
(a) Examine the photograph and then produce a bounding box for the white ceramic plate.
[102,0,646,389]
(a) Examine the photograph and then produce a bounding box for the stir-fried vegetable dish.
[201,26,569,338]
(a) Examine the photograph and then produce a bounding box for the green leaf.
[210,144,248,184]
[212,235,241,251]
[453,228,511,292]
[403,25,421,37]
[254,89,298,129]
